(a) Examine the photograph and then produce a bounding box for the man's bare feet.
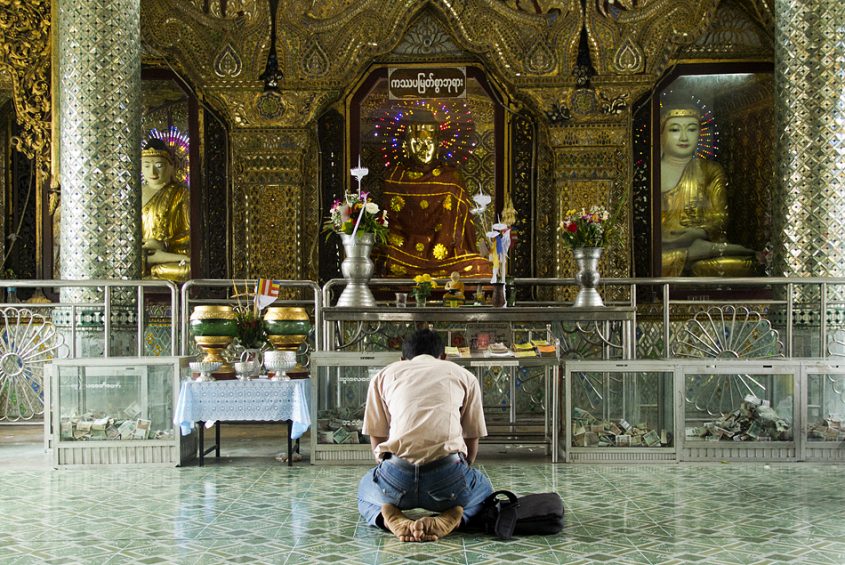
[381,503,418,542]
[412,506,464,542]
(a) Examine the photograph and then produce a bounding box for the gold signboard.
[388,67,466,99]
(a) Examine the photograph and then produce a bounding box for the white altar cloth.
[174,379,311,439]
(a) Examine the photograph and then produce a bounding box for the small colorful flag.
[254,278,281,310]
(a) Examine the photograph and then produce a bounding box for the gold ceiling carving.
[736,0,774,39]
[143,1,722,96]
[0,0,50,170]
[584,0,719,77]
[681,0,772,59]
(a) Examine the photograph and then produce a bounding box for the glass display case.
[564,361,675,463]
[311,352,400,464]
[803,361,845,461]
[47,356,193,466]
[318,305,633,463]
[680,363,797,462]
[310,349,561,464]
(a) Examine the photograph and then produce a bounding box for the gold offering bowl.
[190,305,237,374]
[190,304,237,321]
[267,334,307,349]
[194,335,233,365]
[263,307,312,376]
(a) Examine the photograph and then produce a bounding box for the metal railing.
[0,275,842,360]
[0,279,179,357]
[322,276,845,358]
[180,279,323,356]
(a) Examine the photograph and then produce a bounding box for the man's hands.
[370,435,387,463]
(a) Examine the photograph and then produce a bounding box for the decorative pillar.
[57,0,141,355]
[773,1,845,355]
[774,1,845,277]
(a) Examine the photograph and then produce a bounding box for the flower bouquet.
[559,206,614,249]
[412,274,438,306]
[323,191,389,244]
[233,305,267,350]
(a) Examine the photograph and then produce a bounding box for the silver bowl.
[264,350,297,381]
[233,361,257,381]
[189,361,222,382]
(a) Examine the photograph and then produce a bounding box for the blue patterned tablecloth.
[174,379,311,439]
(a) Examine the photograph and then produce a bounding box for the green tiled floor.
[2,426,845,564]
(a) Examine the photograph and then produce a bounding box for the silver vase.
[573,247,604,307]
[336,232,377,307]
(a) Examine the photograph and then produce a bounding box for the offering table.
[174,379,310,466]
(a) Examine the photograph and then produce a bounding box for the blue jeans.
[357,453,494,527]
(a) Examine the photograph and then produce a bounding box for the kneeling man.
[358,328,494,541]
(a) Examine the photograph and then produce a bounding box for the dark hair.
[402,328,444,359]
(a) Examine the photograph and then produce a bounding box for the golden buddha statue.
[381,110,491,279]
[141,138,191,282]
[445,271,466,299]
[660,108,757,277]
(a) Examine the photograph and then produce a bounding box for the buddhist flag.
[254,278,281,310]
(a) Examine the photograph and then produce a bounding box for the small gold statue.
[141,138,191,282]
[660,107,757,276]
[444,271,465,300]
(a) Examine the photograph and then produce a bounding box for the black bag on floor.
[472,490,564,539]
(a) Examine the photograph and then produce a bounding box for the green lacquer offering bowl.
[190,305,238,337]
[263,307,311,349]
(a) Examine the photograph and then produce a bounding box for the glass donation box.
[46,356,195,466]
[310,349,561,464]
[311,352,401,464]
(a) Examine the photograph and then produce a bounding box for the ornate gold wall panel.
[544,122,630,299]
[137,0,753,282]
[230,128,310,279]
[773,0,845,280]
[0,101,7,267]
[0,0,50,170]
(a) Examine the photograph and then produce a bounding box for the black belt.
[381,452,462,472]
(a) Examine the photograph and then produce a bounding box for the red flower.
[566,223,578,233]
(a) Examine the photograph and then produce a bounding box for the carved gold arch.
[142,1,728,103]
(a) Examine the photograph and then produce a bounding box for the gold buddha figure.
[445,271,466,299]
[381,110,491,279]
[141,138,191,282]
[660,107,757,277]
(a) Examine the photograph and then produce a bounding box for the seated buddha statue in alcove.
[660,107,759,277]
[381,109,491,279]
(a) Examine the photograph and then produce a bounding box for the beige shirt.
[362,354,487,465]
